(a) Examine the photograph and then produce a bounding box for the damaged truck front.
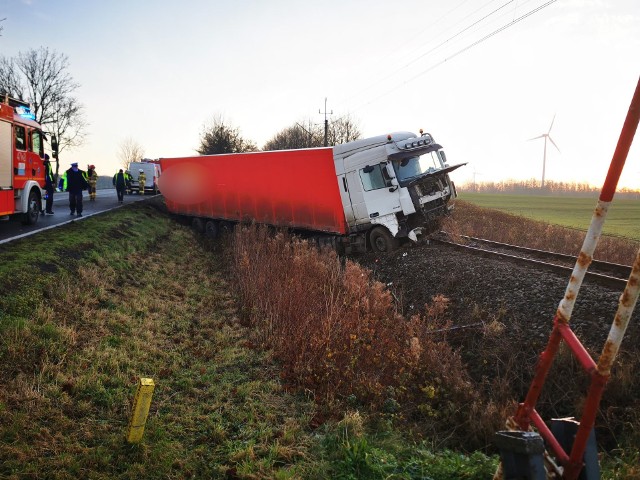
[334,130,465,252]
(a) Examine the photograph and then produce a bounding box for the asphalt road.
[0,189,154,244]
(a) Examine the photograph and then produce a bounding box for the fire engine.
[0,94,50,224]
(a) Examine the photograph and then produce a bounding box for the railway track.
[433,234,631,289]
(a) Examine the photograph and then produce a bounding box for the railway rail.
[434,233,631,289]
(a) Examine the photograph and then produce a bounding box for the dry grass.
[446,201,639,265]
[230,224,509,449]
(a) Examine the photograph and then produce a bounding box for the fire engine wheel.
[22,188,40,225]
[370,226,399,253]
[205,220,219,239]
[192,217,205,233]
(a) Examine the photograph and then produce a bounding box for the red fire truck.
[0,94,48,224]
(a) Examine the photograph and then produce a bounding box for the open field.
[459,192,640,241]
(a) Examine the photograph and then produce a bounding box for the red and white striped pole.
[514,76,640,480]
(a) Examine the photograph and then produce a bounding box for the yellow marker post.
[126,378,155,443]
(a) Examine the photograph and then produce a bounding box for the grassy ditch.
[0,200,319,478]
[0,199,498,479]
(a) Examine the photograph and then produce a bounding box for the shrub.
[230,224,494,447]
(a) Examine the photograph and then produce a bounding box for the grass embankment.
[449,199,640,265]
[459,192,640,242]
[0,200,318,478]
[1,199,498,479]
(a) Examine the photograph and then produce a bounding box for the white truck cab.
[334,131,465,251]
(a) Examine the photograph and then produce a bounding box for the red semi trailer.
[0,94,47,224]
[159,131,465,253]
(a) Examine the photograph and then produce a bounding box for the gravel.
[354,241,638,356]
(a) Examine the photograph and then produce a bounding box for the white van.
[128,161,161,194]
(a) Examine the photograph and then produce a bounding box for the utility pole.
[319,97,332,147]
[472,169,482,192]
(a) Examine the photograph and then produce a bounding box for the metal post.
[319,97,332,147]
[494,431,546,480]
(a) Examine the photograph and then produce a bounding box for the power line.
[340,0,504,106]
[343,0,557,116]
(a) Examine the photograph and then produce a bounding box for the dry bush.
[445,202,639,265]
[231,224,500,447]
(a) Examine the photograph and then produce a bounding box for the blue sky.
[1,0,639,189]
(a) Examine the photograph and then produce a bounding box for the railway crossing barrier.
[495,76,640,479]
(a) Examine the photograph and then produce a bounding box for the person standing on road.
[125,170,133,194]
[113,169,126,204]
[61,162,89,217]
[137,169,146,196]
[43,154,55,215]
[87,165,98,201]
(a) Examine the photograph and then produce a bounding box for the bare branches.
[117,137,145,169]
[263,115,361,151]
[0,47,87,169]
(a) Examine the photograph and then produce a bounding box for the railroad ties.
[433,233,630,290]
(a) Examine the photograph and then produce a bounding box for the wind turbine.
[529,115,560,189]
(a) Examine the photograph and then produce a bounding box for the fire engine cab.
[0,94,47,224]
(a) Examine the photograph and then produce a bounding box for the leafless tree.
[197,115,257,155]
[328,115,361,145]
[0,18,5,36]
[0,47,87,175]
[117,137,145,169]
[263,120,323,151]
[263,115,361,151]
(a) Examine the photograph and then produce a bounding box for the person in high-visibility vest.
[137,169,146,195]
[43,154,55,215]
[125,170,133,194]
[113,169,126,204]
[87,164,98,201]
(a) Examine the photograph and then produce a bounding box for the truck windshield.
[392,150,445,182]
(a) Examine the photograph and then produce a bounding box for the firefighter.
[137,169,146,195]
[87,164,98,201]
[125,170,133,194]
[43,154,55,215]
[60,162,89,217]
[113,169,126,204]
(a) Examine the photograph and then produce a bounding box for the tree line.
[460,179,640,198]
[196,113,361,156]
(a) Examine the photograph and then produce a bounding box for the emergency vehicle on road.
[0,94,48,224]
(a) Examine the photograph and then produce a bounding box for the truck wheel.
[192,217,205,233]
[22,188,40,225]
[370,226,399,253]
[205,220,218,239]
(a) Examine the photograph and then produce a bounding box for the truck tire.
[22,188,40,225]
[205,220,218,239]
[192,217,205,233]
[370,226,399,253]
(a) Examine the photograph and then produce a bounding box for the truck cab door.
[349,162,401,225]
[337,174,356,226]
